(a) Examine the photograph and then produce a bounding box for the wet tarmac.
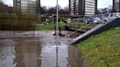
[0,31,90,67]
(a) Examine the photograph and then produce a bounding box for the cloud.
[41,0,68,7]
[2,0,13,6]
[2,0,112,8]
[98,0,112,8]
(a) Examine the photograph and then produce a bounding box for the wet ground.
[0,31,90,67]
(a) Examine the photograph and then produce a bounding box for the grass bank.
[35,25,65,30]
[77,26,120,67]
[67,23,98,29]
[35,25,54,30]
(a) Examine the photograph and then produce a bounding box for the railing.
[65,17,117,38]
[65,23,97,38]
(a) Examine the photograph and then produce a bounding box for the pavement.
[0,31,90,67]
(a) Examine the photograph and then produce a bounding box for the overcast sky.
[2,0,112,8]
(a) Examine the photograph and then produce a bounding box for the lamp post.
[55,0,59,67]
[56,0,59,36]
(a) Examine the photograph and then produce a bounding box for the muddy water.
[0,31,90,67]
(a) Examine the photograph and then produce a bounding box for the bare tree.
[98,5,112,14]
[0,2,13,13]
[36,0,41,14]
[43,5,69,15]
[40,6,47,14]
[47,7,56,15]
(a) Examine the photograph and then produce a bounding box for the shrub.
[0,14,38,30]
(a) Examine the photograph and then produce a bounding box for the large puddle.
[0,31,90,67]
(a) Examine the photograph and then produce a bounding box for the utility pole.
[56,0,59,36]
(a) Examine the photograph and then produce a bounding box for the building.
[13,0,41,14]
[113,0,120,12]
[0,0,2,3]
[69,0,97,17]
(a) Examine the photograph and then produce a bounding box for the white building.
[85,0,96,16]
[0,0,2,2]
[113,0,120,12]
[69,0,97,17]
[13,0,40,14]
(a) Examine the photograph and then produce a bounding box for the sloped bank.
[77,26,120,67]
[70,18,120,45]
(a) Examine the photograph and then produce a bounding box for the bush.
[0,14,38,30]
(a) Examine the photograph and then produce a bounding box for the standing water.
[0,31,90,67]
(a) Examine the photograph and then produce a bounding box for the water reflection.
[0,36,90,67]
[40,43,69,67]
[14,37,41,67]
[0,39,16,67]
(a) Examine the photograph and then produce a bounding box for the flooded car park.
[0,31,90,67]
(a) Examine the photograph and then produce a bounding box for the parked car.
[66,18,72,23]
[86,17,94,24]
[93,17,103,24]
[102,13,120,22]
[86,17,103,24]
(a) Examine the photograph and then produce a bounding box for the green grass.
[67,23,97,29]
[35,22,65,30]
[67,23,86,28]
[35,25,65,30]
[35,25,54,30]
[77,26,120,67]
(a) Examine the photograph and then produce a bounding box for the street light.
[55,1,59,67]
[56,0,59,36]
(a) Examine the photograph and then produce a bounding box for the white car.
[93,17,103,24]
[86,17,103,24]
[102,13,120,22]
[66,18,72,23]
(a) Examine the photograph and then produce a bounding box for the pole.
[56,1,59,63]
[56,0,59,36]
[56,46,59,67]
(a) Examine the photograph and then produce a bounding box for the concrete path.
[0,31,90,67]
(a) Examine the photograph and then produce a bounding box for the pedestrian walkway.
[0,31,72,39]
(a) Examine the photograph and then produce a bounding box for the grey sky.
[2,0,112,8]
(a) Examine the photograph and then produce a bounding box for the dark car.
[86,17,94,24]
[86,17,103,24]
